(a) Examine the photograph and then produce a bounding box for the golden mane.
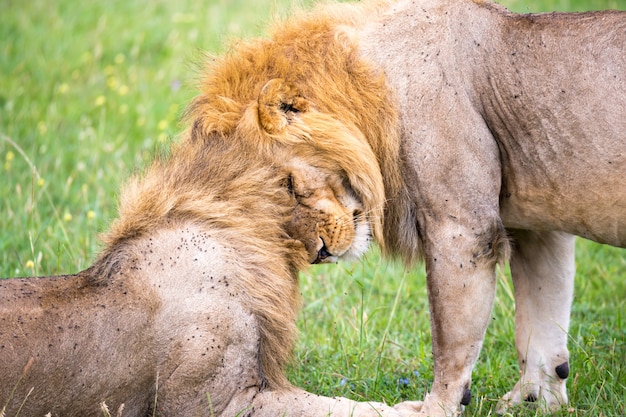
[185,0,421,264]
[98,133,308,389]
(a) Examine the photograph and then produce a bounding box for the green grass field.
[1,0,625,415]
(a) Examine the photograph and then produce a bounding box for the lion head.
[283,157,371,264]
[184,3,421,266]
[189,78,385,265]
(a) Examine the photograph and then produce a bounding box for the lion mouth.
[309,219,371,264]
[312,238,338,264]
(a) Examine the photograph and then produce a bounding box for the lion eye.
[279,102,299,114]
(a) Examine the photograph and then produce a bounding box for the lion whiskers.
[335,209,373,261]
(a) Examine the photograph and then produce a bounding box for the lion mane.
[98,134,307,390]
[185,0,422,265]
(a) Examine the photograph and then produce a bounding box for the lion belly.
[499,157,626,246]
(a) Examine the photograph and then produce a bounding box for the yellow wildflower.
[80,51,92,63]
[118,85,129,96]
[5,151,16,171]
[94,96,106,107]
[107,76,118,90]
[58,83,69,94]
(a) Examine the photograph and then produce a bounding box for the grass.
[1,0,624,415]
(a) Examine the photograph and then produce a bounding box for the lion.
[184,0,626,415]
[0,133,419,416]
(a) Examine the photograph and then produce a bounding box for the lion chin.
[0,136,416,416]
[184,0,626,416]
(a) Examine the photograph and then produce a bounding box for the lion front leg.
[496,230,575,414]
[417,218,505,417]
[241,387,420,417]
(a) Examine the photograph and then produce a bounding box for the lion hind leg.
[497,230,575,414]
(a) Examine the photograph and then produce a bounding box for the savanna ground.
[1,0,624,415]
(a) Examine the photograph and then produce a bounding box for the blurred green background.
[1,0,624,415]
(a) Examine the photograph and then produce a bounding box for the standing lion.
[184,0,626,415]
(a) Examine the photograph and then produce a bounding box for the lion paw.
[496,377,567,415]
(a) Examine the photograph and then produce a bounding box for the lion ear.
[258,78,309,134]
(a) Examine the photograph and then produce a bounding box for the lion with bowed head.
[0,130,423,415]
[185,0,626,415]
